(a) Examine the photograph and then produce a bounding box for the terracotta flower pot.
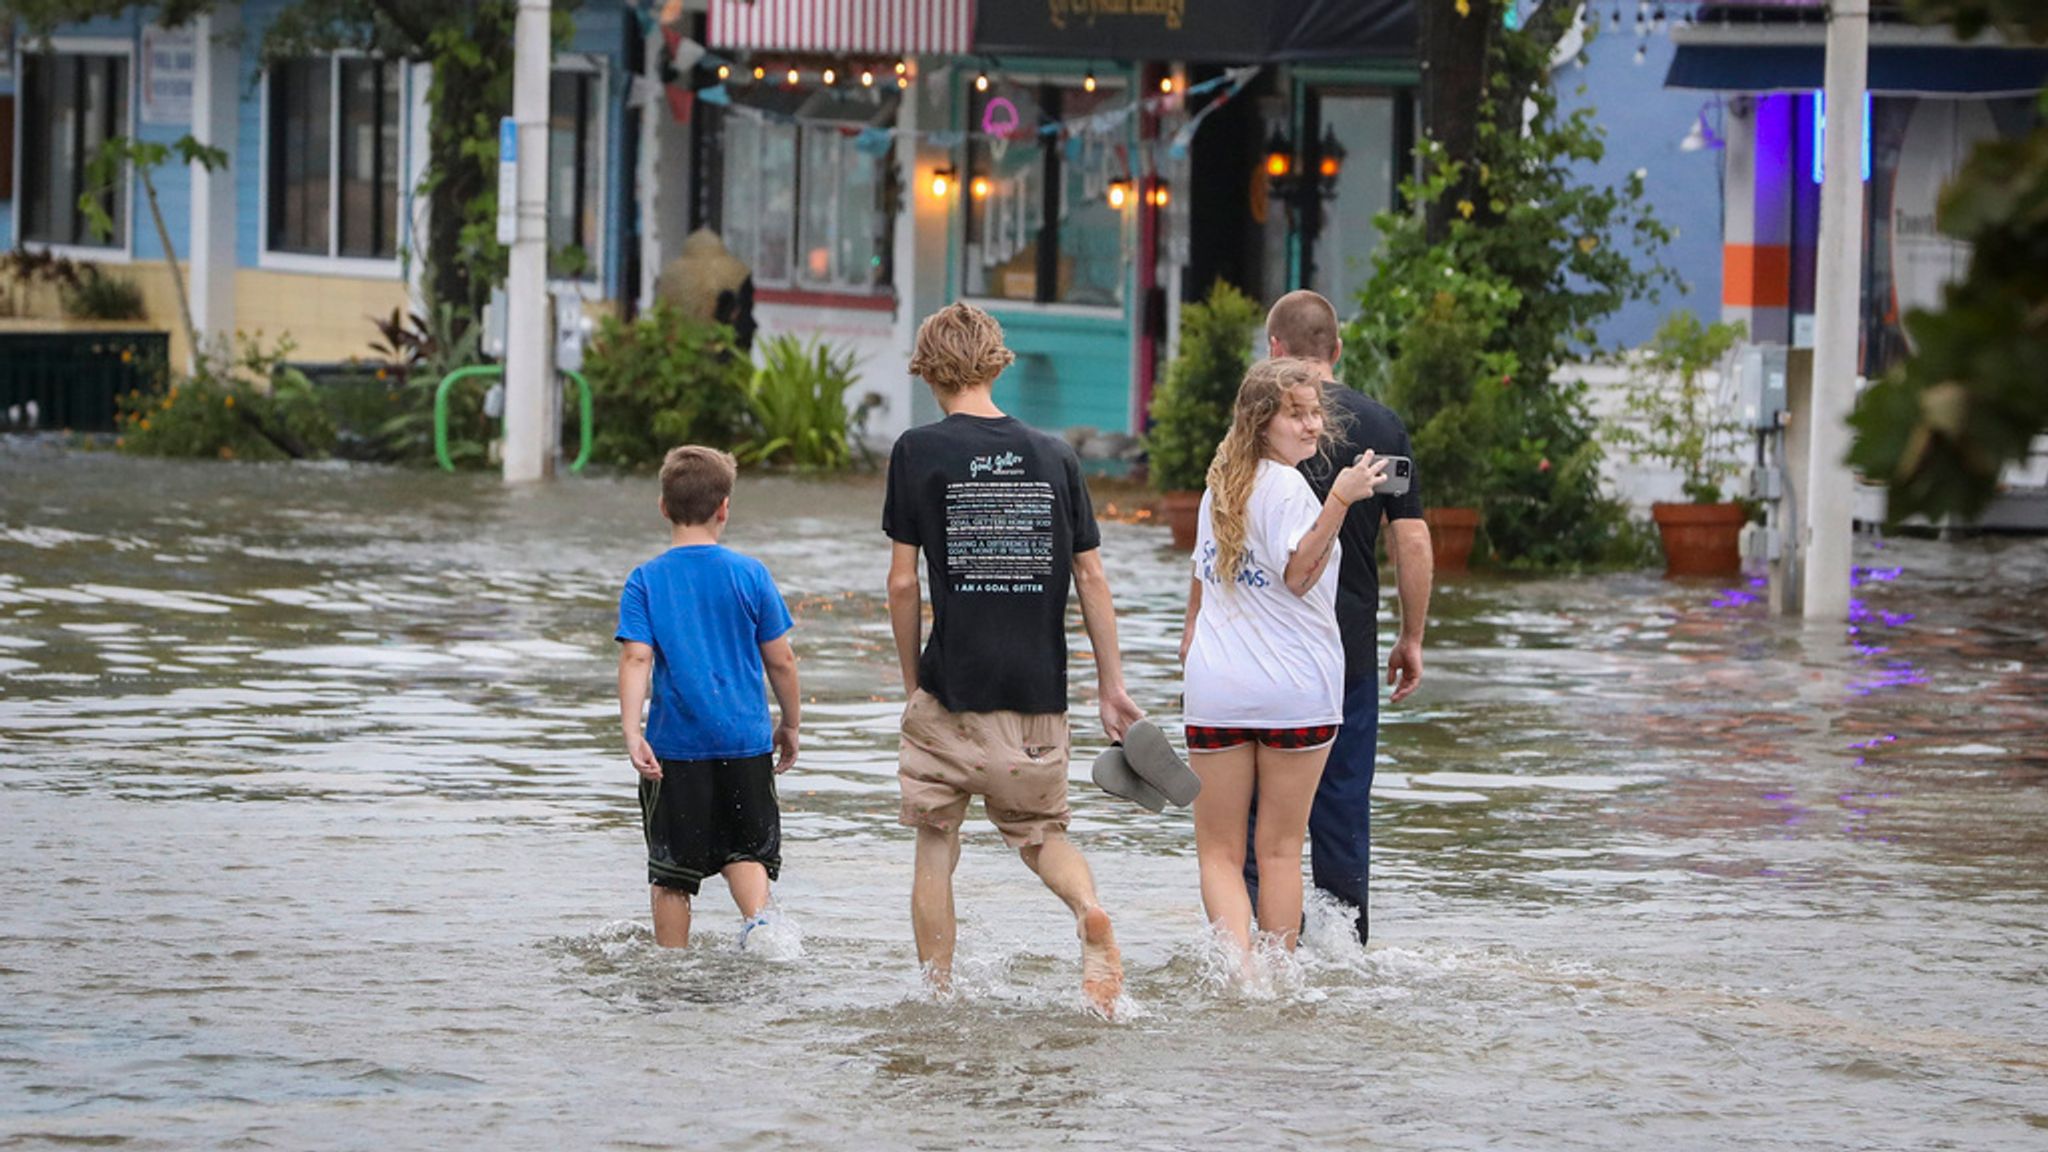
[1423,506,1481,574]
[1651,501,1746,578]
[1160,490,1202,550]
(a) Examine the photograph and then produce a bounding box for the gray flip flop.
[1091,744,1168,813]
[1121,719,1201,808]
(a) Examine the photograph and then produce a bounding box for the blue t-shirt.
[615,544,794,761]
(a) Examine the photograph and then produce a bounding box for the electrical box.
[1736,344,1790,430]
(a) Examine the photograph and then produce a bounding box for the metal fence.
[0,331,169,432]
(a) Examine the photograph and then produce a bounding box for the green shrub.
[583,304,752,469]
[1146,280,1261,492]
[741,335,860,470]
[116,332,335,461]
[1611,310,1749,504]
[63,268,146,320]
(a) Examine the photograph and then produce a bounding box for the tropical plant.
[1347,9,1674,568]
[78,134,229,354]
[1846,1,2048,522]
[1146,280,1262,492]
[740,335,860,470]
[582,304,752,470]
[364,303,490,464]
[1375,290,1515,510]
[60,267,147,320]
[1611,311,1748,504]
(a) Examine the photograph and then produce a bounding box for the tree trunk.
[424,4,517,326]
[1418,0,1496,242]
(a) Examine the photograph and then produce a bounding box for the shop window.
[548,68,602,282]
[19,52,130,250]
[266,56,400,262]
[719,112,893,294]
[964,79,1125,309]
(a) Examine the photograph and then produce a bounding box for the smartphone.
[1378,454,1413,498]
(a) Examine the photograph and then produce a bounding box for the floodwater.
[2,442,2045,1151]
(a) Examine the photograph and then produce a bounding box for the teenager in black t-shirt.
[883,303,1142,1018]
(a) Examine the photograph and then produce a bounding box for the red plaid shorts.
[1184,724,1340,752]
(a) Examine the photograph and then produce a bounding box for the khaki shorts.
[897,689,1071,848]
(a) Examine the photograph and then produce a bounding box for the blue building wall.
[1561,27,1725,350]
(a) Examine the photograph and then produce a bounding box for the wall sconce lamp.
[1107,176,1132,210]
[930,165,957,199]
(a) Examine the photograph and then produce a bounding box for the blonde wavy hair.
[1206,357,1333,587]
[909,303,1017,394]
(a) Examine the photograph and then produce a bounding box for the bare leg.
[722,861,771,921]
[1190,744,1259,954]
[651,885,692,949]
[1251,744,1333,951]
[911,824,962,991]
[1020,832,1123,1017]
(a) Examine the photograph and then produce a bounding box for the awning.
[1666,30,2048,97]
[972,0,1412,64]
[706,0,973,55]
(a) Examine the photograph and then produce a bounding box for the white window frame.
[546,54,607,301]
[13,36,137,264]
[959,71,1127,318]
[721,111,896,299]
[257,50,406,279]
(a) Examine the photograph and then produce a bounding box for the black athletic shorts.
[638,753,781,894]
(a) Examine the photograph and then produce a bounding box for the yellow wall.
[233,269,412,363]
[3,261,408,368]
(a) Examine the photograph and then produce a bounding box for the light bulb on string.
[822,67,836,85]
[896,74,909,89]
[716,64,730,81]
[1083,70,1097,93]
[860,69,874,87]
[975,70,989,92]
[752,65,766,81]
[786,67,800,86]
[1159,76,1175,95]
[971,176,991,199]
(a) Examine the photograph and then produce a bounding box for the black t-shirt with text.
[1298,382,1424,684]
[883,413,1101,715]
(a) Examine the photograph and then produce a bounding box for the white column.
[1801,0,1868,620]
[502,0,556,483]
[187,8,239,367]
[406,61,434,317]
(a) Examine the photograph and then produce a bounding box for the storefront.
[1667,8,2048,376]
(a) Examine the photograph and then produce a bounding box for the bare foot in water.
[1079,906,1124,1019]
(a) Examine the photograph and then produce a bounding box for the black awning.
[1666,43,2048,96]
[972,0,1413,65]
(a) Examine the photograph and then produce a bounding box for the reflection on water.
[4,443,2047,1149]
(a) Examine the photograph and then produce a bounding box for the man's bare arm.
[1385,518,1432,703]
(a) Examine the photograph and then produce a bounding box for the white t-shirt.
[1183,459,1344,728]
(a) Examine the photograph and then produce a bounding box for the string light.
[971,176,991,199]
[716,64,730,81]
[1159,76,1175,94]
[1147,181,1170,208]
[860,69,874,87]
[786,67,800,85]
[822,67,836,85]
[894,60,907,75]
[896,74,909,89]
[975,70,989,92]
[752,65,766,81]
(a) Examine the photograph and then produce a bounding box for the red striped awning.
[707,0,973,55]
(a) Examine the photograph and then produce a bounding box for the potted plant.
[1613,311,1750,577]
[1146,280,1261,549]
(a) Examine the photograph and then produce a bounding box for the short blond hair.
[1266,290,1340,364]
[909,302,1016,394]
[659,445,737,525]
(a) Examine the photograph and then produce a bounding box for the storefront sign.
[140,24,196,125]
[974,0,1410,62]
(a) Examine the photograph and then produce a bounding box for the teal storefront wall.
[979,307,1130,433]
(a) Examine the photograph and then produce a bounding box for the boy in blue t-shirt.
[617,445,800,948]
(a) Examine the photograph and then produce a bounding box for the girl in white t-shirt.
[1179,357,1386,960]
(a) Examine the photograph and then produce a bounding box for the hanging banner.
[140,23,197,125]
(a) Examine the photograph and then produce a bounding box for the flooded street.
[3,443,2046,1150]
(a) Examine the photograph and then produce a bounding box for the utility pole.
[1800,0,1868,619]
[502,0,555,483]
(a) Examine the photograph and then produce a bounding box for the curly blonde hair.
[1205,358,1333,587]
[909,303,1016,394]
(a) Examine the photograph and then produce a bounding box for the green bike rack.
[434,365,592,473]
